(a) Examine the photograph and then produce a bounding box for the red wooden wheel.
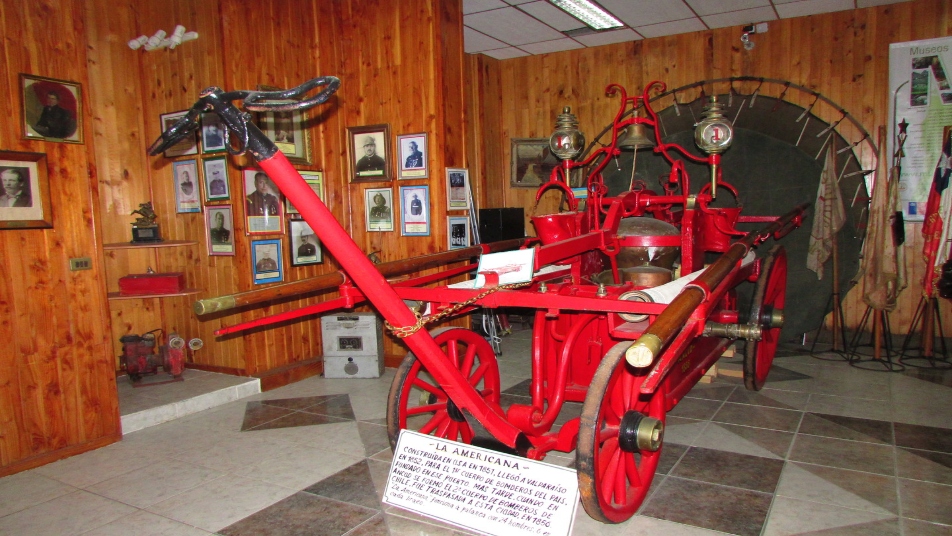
[386,327,501,450]
[577,341,665,523]
[744,245,787,391]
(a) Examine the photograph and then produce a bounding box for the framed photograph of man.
[446,168,469,210]
[400,185,429,237]
[0,151,53,229]
[256,84,312,165]
[172,160,201,213]
[511,138,559,188]
[289,220,322,266]
[205,206,235,256]
[348,124,391,183]
[20,74,83,144]
[286,171,325,216]
[251,239,283,285]
[397,133,427,179]
[447,216,471,250]
[243,168,283,235]
[201,113,227,154]
[159,110,199,158]
[365,187,394,232]
[203,157,230,202]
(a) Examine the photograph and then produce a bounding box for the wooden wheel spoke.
[460,344,477,376]
[411,377,442,398]
[625,452,642,488]
[419,411,447,435]
[407,403,442,416]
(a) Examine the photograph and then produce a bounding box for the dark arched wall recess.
[601,94,869,342]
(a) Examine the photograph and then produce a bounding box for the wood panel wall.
[0,0,119,476]
[2,0,469,475]
[467,0,952,339]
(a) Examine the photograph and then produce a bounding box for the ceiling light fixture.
[550,0,623,30]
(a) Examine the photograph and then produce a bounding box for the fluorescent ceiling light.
[550,0,623,30]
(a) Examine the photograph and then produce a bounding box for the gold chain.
[385,282,531,338]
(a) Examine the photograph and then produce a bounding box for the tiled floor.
[2,327,951,535]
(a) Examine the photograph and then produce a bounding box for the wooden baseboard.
[0,432,121,478]
[253,357,324,391]
[185,363,245,376]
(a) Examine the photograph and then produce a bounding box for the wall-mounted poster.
[0,151,53,229]
[256,85,312,165]
[398,133,428,179]
[348,124,391,182]
[510,138,559,187]
[251,239,283,284]
[366,187,394,232]
[20,74,83,144]
[888,36,952,222]
[172,160,201,213]
[286,171,324,216]
[446,168,469,210]
[158,110,199,158]
[205,205,235,256]
[243,168,283,234]
[400,185,429,236]
[203,157,229,202]
[201,113,227,154]
[289,220,322,266]
[447,216,470,250]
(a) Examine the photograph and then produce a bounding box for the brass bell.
[618,124,656,150]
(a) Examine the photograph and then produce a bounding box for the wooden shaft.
[626,203,809,367]
[194,238,528,315]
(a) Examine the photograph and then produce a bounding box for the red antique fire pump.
[151,77,806,522]
[119,330,187,385]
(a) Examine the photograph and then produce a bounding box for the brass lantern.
[694,96,734,197]
[549,106,585,160]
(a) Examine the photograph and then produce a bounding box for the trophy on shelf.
[130,202,162,243]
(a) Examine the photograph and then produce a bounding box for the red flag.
[922,132,952,297]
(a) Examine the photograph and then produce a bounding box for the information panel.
[384,430,579,536]
[888,36,952,221]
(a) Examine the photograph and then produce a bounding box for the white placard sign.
[384,430,579,536]
[888,36,952,221]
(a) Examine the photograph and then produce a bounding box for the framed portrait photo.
[286,170,325,216]
[0,151,53,229]
[251,239,283,285]
[243,168,283,235]
[348,124,391,183]
[289,220,322,266]
[20,74,83,144]
[205,205,235,256]
[397,133,428,179]
[256,85,311,165]
[203,157,230,202]
[447,216,471,250]
[400,185,429,237]
[172,160,201,213]
[201,113,227,154]
[365,187,394,232]
[159,110,199,158]
[446,168,469,210]
[511,138,558,188]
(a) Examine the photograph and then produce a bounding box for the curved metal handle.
[241,76,341,112]
[148,76,341,157]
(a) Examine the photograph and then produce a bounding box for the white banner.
[384,430,579,536]
[889,37,952,222]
